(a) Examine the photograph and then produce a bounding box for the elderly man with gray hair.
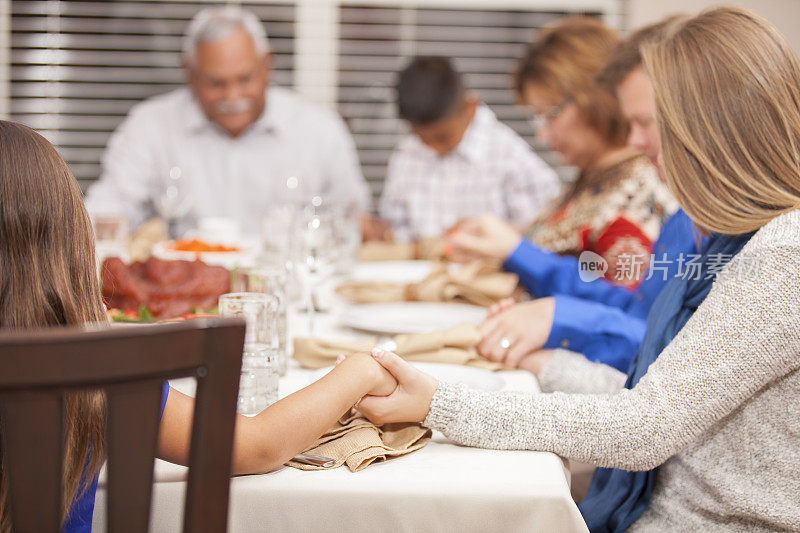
[86,5,370,235]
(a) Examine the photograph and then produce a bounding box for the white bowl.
[152,237,257,269]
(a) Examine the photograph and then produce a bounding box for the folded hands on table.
[477,297,556,374]
[346,295,557,425]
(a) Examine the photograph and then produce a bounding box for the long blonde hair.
[642,7,800,235]
[0,121,107,529]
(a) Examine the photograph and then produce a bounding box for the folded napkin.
[334,280,409,304]
[358,237,447,262]
[285,409,431,472]
[336,261,517,307]
[358,241,416,262]
[293,322,503,371]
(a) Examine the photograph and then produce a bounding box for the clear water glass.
[262,204,303,303]
[232,265,289,376]
[293,203,338,336]
[91,214,130,266]
[318,197,361,275]
[154,166,192,238]
[219,292,280,415]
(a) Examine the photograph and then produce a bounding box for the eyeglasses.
[529,97,572,132]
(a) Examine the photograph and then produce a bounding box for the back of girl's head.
[0,120,104,329]
[514,17,627,146]
[0,121,107,531]
[643,7,800,235]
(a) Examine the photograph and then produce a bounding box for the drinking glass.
[326,198,361,275]
[219,292,280,415]
[293,201,338,336]
[262,204,297,258]
[154,166,192,238]
[91,214,130,266]
[232,265,289,376]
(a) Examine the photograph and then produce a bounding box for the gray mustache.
[215,99,254,114]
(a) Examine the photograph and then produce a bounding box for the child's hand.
[356,350,438,425]
[367,357,399,396]
[336,352,398,397]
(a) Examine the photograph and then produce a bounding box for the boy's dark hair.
[395,56,465,124]
[598,15,687,89]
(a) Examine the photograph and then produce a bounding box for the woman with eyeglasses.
[357,8,800,530]
[449,17,675,290]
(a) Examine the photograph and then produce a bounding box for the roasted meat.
[101,257,230,318]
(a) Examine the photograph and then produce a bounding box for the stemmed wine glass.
[153,166,192,238]
[293,199,338,336]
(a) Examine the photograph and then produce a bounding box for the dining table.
[91,259,589,533]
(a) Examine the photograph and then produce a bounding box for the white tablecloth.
[92,265,588,533]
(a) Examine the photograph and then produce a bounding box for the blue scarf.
[578,231,754,532]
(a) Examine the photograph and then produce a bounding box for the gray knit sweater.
[423,209,800,531]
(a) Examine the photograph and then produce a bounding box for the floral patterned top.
[524,155,678,288]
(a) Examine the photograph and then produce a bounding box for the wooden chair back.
[0,318,245,532]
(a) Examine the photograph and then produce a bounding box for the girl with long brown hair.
[353,7,800,531]
[0,121,397,531]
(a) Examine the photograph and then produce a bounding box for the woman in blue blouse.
[465,18,698,374]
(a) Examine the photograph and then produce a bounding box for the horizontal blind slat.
[12,1,296,20]
[338,4,595,204]
[10,1,296,185]
[11,0,612,197]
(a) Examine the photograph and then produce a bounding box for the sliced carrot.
[169,238,239,253]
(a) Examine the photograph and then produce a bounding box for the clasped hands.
[342,296,556,426]
[335,350,438,426]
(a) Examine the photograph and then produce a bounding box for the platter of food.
[101,256,229,322]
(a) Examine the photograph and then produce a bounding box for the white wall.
[628,0,800,53]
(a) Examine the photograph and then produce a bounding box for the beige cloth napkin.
[334,280,409,304]
[336,261,517,307]
[285,409,431,472]
[358,237,446,262]
[358,241,417,262]
[293,322,503,371]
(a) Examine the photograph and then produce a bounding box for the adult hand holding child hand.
[335,352,398,397]
[351,349,439,425]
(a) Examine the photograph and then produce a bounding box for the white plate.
[339,302,486,335]
[152,238,257,269]
[349,260,435,284]
[311,362,504,391]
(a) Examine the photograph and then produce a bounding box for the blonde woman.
[356,7,800,531]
